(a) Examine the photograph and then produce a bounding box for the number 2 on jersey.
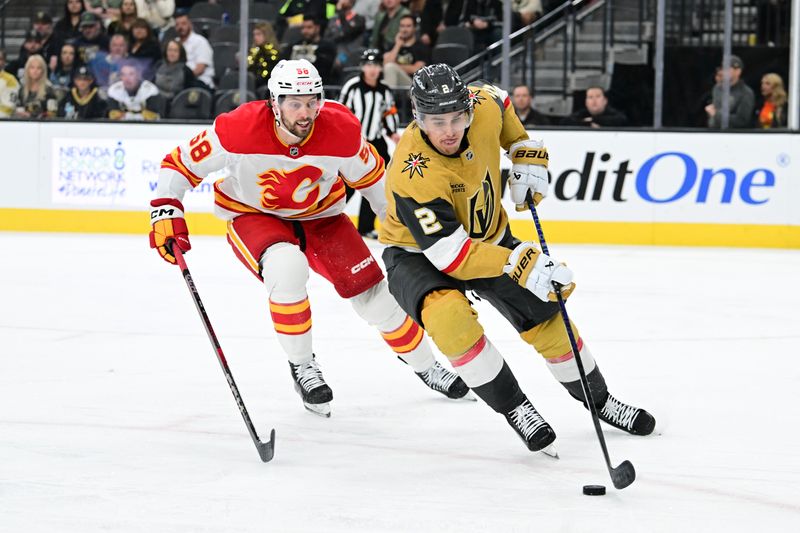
[414,207,442,235]
[189,131,212,163]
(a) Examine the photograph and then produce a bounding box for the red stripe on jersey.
[503,96,511,109]
[161,147,204,187]
[441,239,472,274]
[547,337,584,363]
[452,335,487,367]
[349,145,385,190]
[214,180,261,214]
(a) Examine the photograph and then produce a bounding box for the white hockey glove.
[503,242,575,302]
[507,139,549,210]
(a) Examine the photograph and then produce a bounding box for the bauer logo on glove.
[507,139,549,209]
[503,242,575,302]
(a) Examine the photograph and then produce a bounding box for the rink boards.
[0,120,797,248]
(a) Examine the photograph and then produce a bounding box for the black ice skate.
[505,398,558,457]
[415,361,472,400]
[289,355,333,418]
[595,393,655,436]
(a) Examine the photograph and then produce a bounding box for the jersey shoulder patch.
[387,126,453,203]
[468,82,510,116]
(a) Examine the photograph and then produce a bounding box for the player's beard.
[283,116,314,140]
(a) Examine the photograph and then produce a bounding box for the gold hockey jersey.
[380,82,530,280]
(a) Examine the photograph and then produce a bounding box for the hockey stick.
[171,244,276,463]
[526,193,634,489]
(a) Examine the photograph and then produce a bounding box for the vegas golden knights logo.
[468,171,495,238]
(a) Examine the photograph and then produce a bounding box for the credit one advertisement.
[50,130,799,226]
[502,130,797,226]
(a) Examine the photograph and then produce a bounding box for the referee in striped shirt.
[339,49,401,238]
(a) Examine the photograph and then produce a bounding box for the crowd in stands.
[0,0,791,129]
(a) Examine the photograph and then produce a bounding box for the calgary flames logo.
[258,165,323,211]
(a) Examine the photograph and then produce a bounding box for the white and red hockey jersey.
[156,100,386,221]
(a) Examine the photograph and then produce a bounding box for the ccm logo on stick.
[351,256,375,274]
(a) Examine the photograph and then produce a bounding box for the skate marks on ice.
[1,234,800,532]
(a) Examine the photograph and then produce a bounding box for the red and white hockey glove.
[149,198,191,264]
[503,242,575,302]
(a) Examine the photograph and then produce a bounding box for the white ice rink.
[2,232,799,532]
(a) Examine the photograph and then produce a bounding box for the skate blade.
[539,443,559,459]
[457,391,478,402]
[303,401,331,418]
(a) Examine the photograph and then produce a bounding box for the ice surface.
[1,233,799,532]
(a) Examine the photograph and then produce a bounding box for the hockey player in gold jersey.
[380,64,655,453]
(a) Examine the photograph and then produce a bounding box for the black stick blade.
[256,428,276,463]
[610,460,636,489]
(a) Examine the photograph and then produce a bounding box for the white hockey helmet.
[267,59,325,101]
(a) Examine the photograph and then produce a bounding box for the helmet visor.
[415,108,474,135]
[277,94,325,117]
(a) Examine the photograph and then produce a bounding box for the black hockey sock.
[471,361,526,414]
[562,367,609,408]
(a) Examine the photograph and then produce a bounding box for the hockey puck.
[582,484,606,496]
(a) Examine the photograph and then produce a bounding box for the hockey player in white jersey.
[149,59,469,417]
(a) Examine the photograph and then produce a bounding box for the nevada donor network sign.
[51,137,216,210]
[522,131,795,225]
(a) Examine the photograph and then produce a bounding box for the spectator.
[108,0,139,36]
[248,23,280,89]
[129,17,162,76]
[90,33,129,90]
[411,0,442,47]
[466,0,504,49]
[50,43,83,90]
[381,15,429,88]
[33,12,63,69]
[512,0,543,28]
[353,0,381,36]
[84,0,122,27]
[278,0,330,32]
[756,72,788,129]
[561,86,628,127]
[154,39,199,99]
[286,17,337,80]
[510,84,550,127]
[107,61,161,120]
[339,48,400,238]
[692,66,722,127]
[370,0,411,52]
[16,55,60,119]
[705,55,755,129]
[58,65,108,119]
[54,0,86,43]
[75,12,110,65]
[324,0,366,69]
[134,0,174,36]
[9,31,44,80]
[0,49,20,118]
[174,12,215,89]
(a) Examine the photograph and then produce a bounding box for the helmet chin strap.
[272,97,315,144]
